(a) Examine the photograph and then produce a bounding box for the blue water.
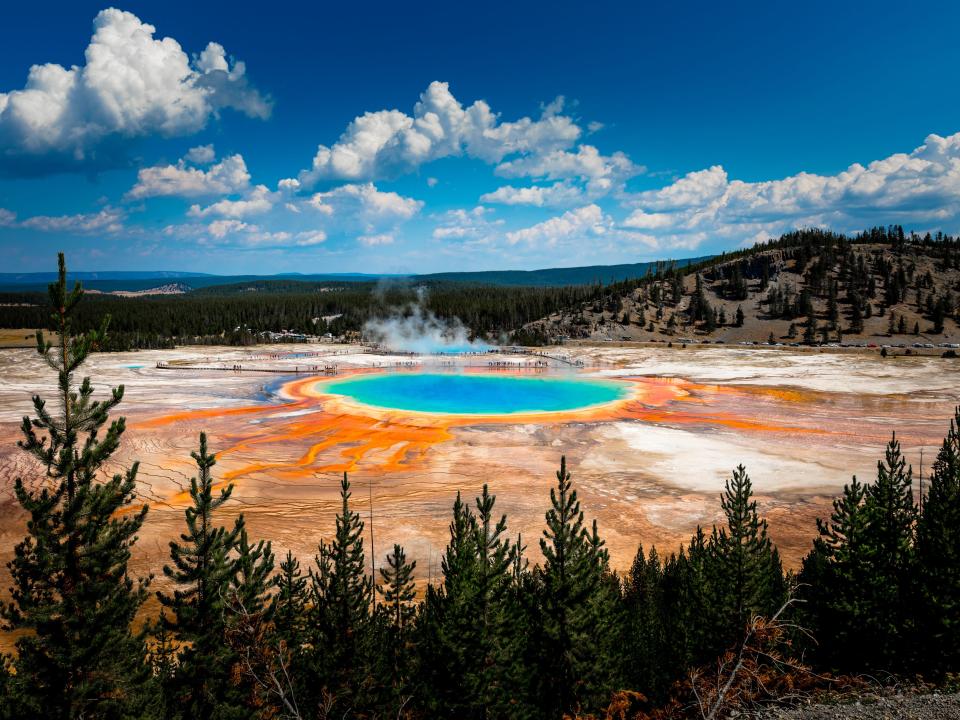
[321,373,629,415]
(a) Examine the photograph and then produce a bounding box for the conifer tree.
[158,432,245,719]
[378,544,417,640]
[537,457,617,717]
[799,435,917,673]
[804,313,817,344]
[375,544,417,712]
[223,527,278,716]
[415,492,479,716]
[272,550,308,651]
[472,485,530,718]
[147,612,179,719]
[1,253,153,719]
[581,519,626,705]
[797,478,870,672]
[307,472,372,713]
[625,545,671,699]
[229,527,275,620]
[860,434,916,670]
[917,407,960,677]
[709,465,786,653]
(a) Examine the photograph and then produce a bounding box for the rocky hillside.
[519,228,960,348]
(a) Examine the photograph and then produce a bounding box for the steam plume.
[363,288,493,353]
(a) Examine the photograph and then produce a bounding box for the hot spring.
[319,372,630,415]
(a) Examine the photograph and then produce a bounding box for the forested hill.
[0,278,605,351]
[0,255,709,351]
[518,226,960,347]
[4,227,958,351]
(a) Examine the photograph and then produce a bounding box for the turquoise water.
[321,373,629,415]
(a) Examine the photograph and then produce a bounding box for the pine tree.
[272,550,308,651]
[860,434,917,670]
[659,529,713,681]
[799,477,869,672]
[625,545,669,699]
[537,457,617,717]
[472,485,528,718]
[376,544,417,711]
[229,527,275,619]
[147,612,179,719]
[378,544,417,640]
[224,527,277,716]
[708,466,786,654]
[804,313,817,344]
[799,435,918,674]
[158,432,246,719]
[1,253,153,719]
[581,519,626,707]
[307,472,372,713]
[415,492,480,716]
[917,407,960,677]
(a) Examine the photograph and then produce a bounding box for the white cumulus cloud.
[128,153,251,199]
[185,144,216,164]
[431,206,503,244]
[622,132,960,248]
[496,144,641,186]
[18,206,126,234]
[297,81,581,185]
[480,181,584,207]
[358,233,394,246]
[0,8,270,175]
[188,184,275,218]
[506,204,609,247]
[308,183,423,222]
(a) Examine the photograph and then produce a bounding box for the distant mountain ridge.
[0,270,214,282]
[0,258,711,292]
[413,257,712,286]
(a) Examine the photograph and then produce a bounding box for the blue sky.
[2,1,960,274]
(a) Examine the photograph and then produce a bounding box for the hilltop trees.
[0,254,153,719]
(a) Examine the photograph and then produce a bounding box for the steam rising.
[363,288,494,354]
